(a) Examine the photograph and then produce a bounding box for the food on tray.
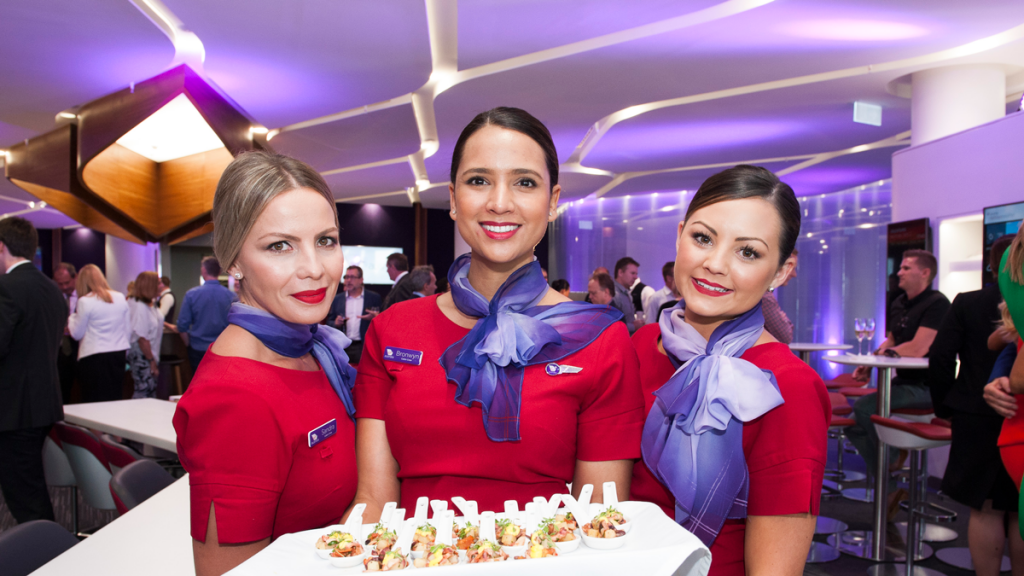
[496,518,528,547]
[317,530,364,557]
[411,523,437,552]
[555,511,578,531]
[466,540,509,563]
[365,523,398,552]
[412,544,460,568]
[454,521,479,550]
[523,533,559,559]
[536,516,577,543]
[363,548,409,572]
[582,506,627,539]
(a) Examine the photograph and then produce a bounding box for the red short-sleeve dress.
[173,351,357,543]
[629,323,829,576]
[354,295,645,512]
[997,338,1024,486]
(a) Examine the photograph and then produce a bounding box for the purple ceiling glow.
[776,19,929,42]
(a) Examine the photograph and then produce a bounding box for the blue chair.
[0,520,78,576]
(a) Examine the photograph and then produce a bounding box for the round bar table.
[789,342,853,364]
[824,354,929,564]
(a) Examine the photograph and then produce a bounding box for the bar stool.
[887,409,956,544]
[808,393,856,564]
[837,386,877,502]
[824,372,863,390]
[869,415,957,576]
[825,392,866,485]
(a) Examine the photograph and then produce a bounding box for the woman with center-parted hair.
[629,165,829,576]
[351,107,645,520]
[172,152,358,576]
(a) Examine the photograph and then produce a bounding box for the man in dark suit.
[326,265,382,363]
[0,217,66,523]
[52,262,78,404]
[382,252,414,310]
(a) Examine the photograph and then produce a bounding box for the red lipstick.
[480,221,521,240]
[291,287,327,304]
[691,277,732,297]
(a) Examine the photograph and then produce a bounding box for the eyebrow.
[692,221,769,248]
[257,226,338,242]
[462,167,544,179]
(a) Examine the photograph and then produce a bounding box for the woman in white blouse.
[68,264,130,402]
[127,271,165,399]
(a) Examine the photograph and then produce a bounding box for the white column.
[911,64,1006,145]
[105,236,159,293]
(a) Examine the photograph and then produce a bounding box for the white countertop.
[63,398,178,454]
[789,342,854,352]
[826,354,930,369]
[31,475,194,576]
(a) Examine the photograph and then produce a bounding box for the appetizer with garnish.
[326,532,365,558]
[466,540,509,563]
[582,506,627,539]
[525,533,559,559]
[537,516,577,543]
[496,518,528,547]
[316,530,349,551]
[454,522,479,550]
[555,511,578,531]
[363,548,409,572]
[411,523,437,553]
[366,524,398,553]
[412,544,460,568]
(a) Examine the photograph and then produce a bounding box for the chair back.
[99,434,141,475]
[109,460,175,515]
[42,428,76,487]
[0,519,78,576]
[54,421,116,511]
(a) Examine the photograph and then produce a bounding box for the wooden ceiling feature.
[5,64,270,243]
[4,125,146,243]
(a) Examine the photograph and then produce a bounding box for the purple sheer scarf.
[641,301,783,546]
[227,303,357,419]
[440,253,623,442]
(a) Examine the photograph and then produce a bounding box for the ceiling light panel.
[116,94,224,162]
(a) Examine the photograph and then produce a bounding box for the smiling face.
[675,198,793,336]
[449,125,561,273]
[227,188,343,325]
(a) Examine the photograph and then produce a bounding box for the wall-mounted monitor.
[983,201,1024,285]
[342,246,403,285]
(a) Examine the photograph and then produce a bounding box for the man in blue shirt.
[176,257,237,379]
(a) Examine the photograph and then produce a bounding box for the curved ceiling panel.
[164,0,432,127]
[605,160,798,198]
[585,76,910,173]
[0,0,173,132]
[324,162,414,201]
[559,172,615,200]
[269,104,422,172]
[780,146,902,196]
[456,0,721,69]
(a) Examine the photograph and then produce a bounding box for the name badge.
[545,363,582,376]
[308,419,337,448]
[385,346,423,366]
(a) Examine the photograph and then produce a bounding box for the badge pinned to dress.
[545,363,582,376]
[308,418,337,448]
[385,346,423,366]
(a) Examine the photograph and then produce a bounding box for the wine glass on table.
[864,318,876,355]
[854,318,866,355]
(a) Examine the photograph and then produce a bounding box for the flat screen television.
[983,201,1024,285]
[342,245,403,286]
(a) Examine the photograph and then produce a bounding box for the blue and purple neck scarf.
[227,303,357,419]
[440,253,622,442]
[641,301,783,546]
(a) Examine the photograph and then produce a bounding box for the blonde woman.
[128,271,164,399]
[68,264,130,402]
[173,152,357,576]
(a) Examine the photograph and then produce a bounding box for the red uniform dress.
[997,338,1024,487]
[173,351,357,543]
[629,324,829,576]
[355,295,645,512]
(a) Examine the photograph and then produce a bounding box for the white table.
[31,475,194,576]
[228,501,710,576]
[825,355,929,563]
[63,398,178,454]
[788,342,854,364]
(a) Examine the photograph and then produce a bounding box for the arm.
[926,298,963,416]
[984,377,1017,418]
[571,460,632,502]
[745,514,816,576]
[138,337,159,374]
[177,293,193,336]
[193,503,270,576]
[347,418,400,524]
[68,298,88,341]
[990,327,1017,351]
[889,326,939,358]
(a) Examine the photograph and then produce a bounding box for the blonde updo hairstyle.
[212,151,338,292]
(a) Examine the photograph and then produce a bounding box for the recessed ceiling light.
[116,94,223,162]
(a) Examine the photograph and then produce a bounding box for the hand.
[853,366,872,382]
[359,309,380,320]
[997,326,1018,344]
[334,316,346,327]
[984,377,1018,418]
[163,322,178,332]
[149,359,159,375]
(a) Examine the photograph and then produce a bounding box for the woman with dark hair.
[551,278,571,296]
[630,165,829,575]
[352,107,644,519]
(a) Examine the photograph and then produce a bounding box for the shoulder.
[632,322,661,348]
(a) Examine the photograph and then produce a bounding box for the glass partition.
[548,180,893,377]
